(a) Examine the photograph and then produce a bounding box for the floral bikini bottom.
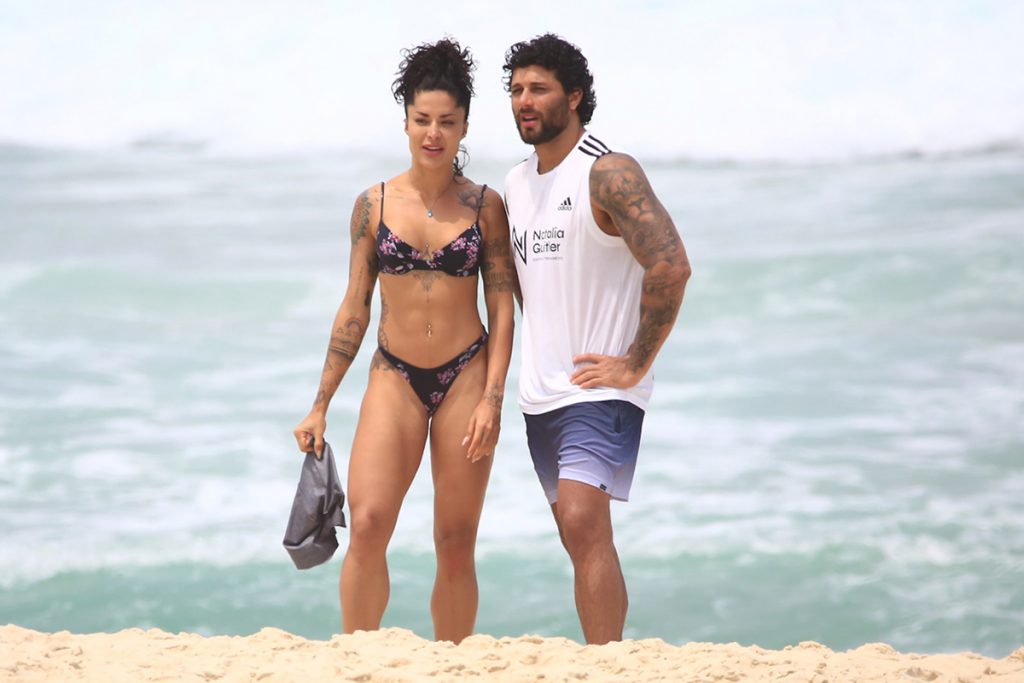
[376,331,488,416]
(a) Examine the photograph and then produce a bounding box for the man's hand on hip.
[570,353,643,389]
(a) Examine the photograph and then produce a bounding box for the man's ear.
[568,89,584,113]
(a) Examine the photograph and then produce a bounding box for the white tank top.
[505,131,653,415]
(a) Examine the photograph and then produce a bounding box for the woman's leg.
[340,353,429,633]
[427,349,493,642]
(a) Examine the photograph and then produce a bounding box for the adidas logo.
[557,196,573,211]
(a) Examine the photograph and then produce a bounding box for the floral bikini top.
[376,182,485,278]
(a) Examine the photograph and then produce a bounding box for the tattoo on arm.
[350,191,372,246]
[482,270,515,292]
[484,383,504,409]
[326,318,361,367]
[350,189,379,280]
[313,188,380,409]
[481,236,516,293]
[590,154,690,372]
[313,315,367,408]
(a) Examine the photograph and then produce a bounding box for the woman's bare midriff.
[376,272,484,367]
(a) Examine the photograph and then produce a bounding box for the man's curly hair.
[502,34,596,125]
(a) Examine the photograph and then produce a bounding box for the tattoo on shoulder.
[457,186,487,212]
[590,155,680,261]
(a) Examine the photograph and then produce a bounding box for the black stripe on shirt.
[585,135,612,154]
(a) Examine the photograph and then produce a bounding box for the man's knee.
[556,490,613,559]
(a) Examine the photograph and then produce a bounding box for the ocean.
[1,0,1023,659]
[2,143,1022,656]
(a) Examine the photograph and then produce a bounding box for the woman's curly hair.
[502,34,596,125]
[392,38,475,174]
[392,38,476,117]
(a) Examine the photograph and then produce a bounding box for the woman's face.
[405,90,468,171]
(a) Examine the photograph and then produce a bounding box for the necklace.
[425,176,456,218]
[421,176,456,262]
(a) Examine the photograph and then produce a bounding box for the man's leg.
[552,479,627,644]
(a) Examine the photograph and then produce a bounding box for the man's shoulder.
[504,155,535,199]
[575,131,617,162]
[505,155,533,180]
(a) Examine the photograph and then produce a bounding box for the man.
[502,34,691,644]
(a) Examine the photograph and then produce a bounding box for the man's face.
[509,65,574,145]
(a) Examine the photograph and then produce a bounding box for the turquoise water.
[1,145,1022,656]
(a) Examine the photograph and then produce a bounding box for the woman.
[292,38,514,643]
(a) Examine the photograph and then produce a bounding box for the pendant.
[427,209,433,218]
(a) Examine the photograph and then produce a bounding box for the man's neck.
[534,121,585,174]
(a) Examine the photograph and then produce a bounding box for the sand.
[2,624,1022,682]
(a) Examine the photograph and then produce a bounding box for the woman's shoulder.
[455,177,503,211]
[352,182,385,206]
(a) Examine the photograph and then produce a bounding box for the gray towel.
[283,442,347,569]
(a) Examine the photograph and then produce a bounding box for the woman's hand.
[462,400,500,463]
[293,412,327,459]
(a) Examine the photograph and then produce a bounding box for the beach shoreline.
[2,624,1022,682]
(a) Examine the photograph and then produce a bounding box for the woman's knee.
[434,525,478,576]
[347,505,398,556]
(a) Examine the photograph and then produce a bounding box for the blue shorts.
[524,400,645,504]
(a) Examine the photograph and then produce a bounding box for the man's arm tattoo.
[591,154,690,372]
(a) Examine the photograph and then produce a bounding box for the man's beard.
[516,101,571,145]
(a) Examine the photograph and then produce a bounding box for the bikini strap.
[475,184,488,221]
[379,181,385,222]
